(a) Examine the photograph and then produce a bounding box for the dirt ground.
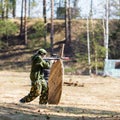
[0,71,120,120]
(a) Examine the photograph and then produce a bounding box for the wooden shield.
[48,59,64,104]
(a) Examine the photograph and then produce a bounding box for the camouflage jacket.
[30,54,50,81]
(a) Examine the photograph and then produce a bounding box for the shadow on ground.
[0,103,120,120]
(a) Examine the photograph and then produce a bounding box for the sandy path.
[0,71,120,120]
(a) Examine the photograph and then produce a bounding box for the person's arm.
[36,56,50,69]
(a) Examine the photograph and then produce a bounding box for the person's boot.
[19,98,26,103]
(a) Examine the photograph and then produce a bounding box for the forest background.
[0,0,120,75]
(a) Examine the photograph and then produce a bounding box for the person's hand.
[51,60,57,64]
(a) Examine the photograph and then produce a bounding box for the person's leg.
[20,81,42,103]
[39,80,48,104]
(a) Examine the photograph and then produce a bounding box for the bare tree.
[0,0,7,19]
[28,0,31,17]
[89,0,98,74]
[12,0,16,18]
[19,0,27,44]
[20,0,24,37]
[43,0,47,45]
[0,0,16,19]
[24,0,27,44]
[105,0,109,60]
[87,17,91,75]
[65,0,68,44]
[68,0,71,43]
[104,0,110,76]
[110,0,120,18]
[0,0,4,19]
[5,0,9,19]
[50,0,54,55]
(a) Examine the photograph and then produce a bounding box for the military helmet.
[38,48,47,55]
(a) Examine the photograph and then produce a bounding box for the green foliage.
[0,20,18,49]
[109,20,120,59]
[31,0,37,7]
[0,40,8,50]
[96,44,106,59]
[74,20,106,72]
[64,67,76,74]
[41,41,51,49]
[28,21,46,39]
[75,53,88,62]
[27,39,50,50]
[0,20,18,37]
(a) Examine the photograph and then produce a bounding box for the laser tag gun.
[43,54,70,61]
[43,54,69,82]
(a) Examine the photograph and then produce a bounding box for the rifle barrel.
[44,57,70,61]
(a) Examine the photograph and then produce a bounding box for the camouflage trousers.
[20,79,48,104]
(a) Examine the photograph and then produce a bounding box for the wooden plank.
[48,59,64,104]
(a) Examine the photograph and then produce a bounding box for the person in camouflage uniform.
[19,48,50,104]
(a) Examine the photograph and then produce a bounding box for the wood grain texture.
[48,59,64,104]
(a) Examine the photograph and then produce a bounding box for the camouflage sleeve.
[35,56,50,69]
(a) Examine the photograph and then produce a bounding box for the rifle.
[44,56,70,61]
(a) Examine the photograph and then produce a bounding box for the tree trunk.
[28,0,31,17]
[50,0,54,55]
[1,0,4,20]
[102,18,106,47]
[118,0,120,20]
[12,0,16,18]
[68,0,71,43]
[43,0,47,45]
[87,18,91,75]
[89,0,98,74]
[24,0,27,45]
[92,20,98,75]
[104,0,109,76]
[5,0,9,19]
[65,0,68,44]
[105,0,109,60]
[20,0,24,37]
